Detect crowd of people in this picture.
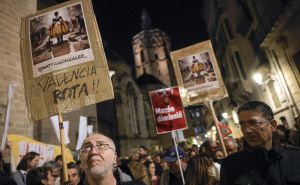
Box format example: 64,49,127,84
1,101,300,185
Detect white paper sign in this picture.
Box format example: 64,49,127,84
76,116,88,150
50,115,70,144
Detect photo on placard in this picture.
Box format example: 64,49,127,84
29,2,94,77
177,51,219,92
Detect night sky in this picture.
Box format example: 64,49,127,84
91,0,209,66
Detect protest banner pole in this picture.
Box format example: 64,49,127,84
207,100,227,157
58,113,69,184
1,84,16,151
171,130,185,185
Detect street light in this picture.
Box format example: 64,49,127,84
252,73,263,85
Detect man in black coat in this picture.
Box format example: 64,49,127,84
220,101,300,185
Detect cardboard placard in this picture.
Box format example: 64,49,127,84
171,40,227,106
149,87,187,134
20,0,113,122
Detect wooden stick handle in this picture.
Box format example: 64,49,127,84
208,100,228,157
58,113,69,184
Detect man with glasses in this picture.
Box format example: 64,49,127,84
220,101,300,185
79,133,144,185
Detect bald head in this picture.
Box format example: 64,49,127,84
224,138,238,155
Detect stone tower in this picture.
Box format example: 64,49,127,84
132,9,174,86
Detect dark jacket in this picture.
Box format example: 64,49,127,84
220,143,300,185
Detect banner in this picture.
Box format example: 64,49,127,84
149,87,187,134
20,0,114,122
7,134,74,171
170,40,227,106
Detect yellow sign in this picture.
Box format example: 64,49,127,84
171,40,228,106
8,134,74,170
20,0,114,122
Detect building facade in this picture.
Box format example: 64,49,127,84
201,0,300,128
0,0,37,137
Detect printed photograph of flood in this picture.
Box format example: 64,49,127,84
30,3,90,65
178,51,218,90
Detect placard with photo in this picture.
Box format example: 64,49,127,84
171,40,227,106
20,0,113,122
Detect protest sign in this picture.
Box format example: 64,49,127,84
20,0,113,122
149,87,187,134
170,40,227,106
7,134,74,171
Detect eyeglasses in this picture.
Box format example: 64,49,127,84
238,120,271,128
79,142,113,154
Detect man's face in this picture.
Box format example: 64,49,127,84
138,148,146,156
42,170,55,185
80,134,116,178
225,141,237,155
68,168,80,185
239,110,276,149
169,159,186,174
209,142,218,154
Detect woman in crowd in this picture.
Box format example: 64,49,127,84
26,166,55,185
12,151,40,185
144,161,160,185
184,154,219,185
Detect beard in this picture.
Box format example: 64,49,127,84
88,163,112,178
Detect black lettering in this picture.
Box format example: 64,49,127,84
79,67,86,78
91,66,96,76
79,83,88,97
53,90,62,104
70,84,80,98
38,77,49,92
47,77,57,89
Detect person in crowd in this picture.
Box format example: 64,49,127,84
294,116,300,147
276,124,287,134
220,101,300,185
153,154,163,177
200,140,219,162
0,150,16,185
160,159,169,172
187,149,197,160
138,146,148,160
214,150,224,161
185,154,219,185
144,161,160,185
54,155,63,167
0,143,12,177
160,146,187,185
12,151,40,185
79,133,145,185
26,166,55,185
43,161,61,185
61,162,82,185
272,129,286,147
224,137,238,156
130,153,140,162
285,128,297,146
128,161,150,185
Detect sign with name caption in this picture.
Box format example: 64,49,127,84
171,40,228,106
20,0,113,122
149,87,187,134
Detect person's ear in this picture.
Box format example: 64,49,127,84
113,152,118,167
270,119,277,131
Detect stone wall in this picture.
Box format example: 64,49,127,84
0,0,37,137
